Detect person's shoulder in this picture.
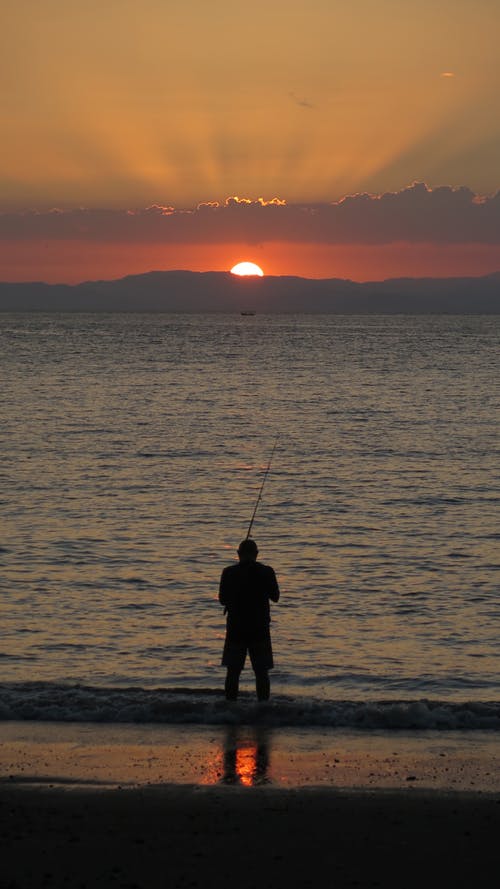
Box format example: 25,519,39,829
222,562,239,575
255,561,275,574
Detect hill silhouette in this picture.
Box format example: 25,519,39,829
0,270,499,313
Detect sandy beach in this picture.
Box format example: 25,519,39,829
1,722,499,888
2,782,499,889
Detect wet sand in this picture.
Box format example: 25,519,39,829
1,722,499,888
2,721,500,791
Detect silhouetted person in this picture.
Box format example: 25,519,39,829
219,539,280,701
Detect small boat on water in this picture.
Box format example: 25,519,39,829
240,310,256,316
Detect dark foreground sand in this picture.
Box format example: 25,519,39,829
2,724,499,888
2,784,499,889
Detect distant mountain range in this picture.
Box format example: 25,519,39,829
0,270,499,313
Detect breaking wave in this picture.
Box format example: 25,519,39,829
0,683,499,731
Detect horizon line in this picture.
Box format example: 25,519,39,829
2,267,500,288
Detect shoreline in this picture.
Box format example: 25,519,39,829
2,722,499,888
1,720,499,792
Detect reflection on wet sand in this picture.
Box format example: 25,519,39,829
221,725,271,786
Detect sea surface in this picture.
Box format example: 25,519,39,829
1,312,499,730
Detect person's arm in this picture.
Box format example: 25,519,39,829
218,567,229,607
268,567,280,603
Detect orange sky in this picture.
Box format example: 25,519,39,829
3,239,500,284
2,1,500,282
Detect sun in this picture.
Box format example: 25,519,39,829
230,261,264,277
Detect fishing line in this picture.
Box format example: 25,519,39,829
245,434,280,539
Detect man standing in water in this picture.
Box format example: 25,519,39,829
219,539,280,702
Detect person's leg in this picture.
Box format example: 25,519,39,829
255,670,270,701
222,636,246,701
225,667,241,701
249,632,273,701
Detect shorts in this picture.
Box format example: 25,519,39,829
222,628,274,672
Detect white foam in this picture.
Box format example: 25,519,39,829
0,682,499,731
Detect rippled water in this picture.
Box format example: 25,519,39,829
1,313,499,703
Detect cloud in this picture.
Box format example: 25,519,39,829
1,183,500,245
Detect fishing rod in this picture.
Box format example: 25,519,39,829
245,434,280,539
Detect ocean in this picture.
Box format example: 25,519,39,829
1,312,499,731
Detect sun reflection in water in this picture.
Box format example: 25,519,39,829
234,745,260,787
203,725,271,786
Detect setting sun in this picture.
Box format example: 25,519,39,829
230,262,264,277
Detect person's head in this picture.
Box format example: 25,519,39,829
237,538,258,563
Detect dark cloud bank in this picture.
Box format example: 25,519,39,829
1,270,499,313
2,183,500,244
